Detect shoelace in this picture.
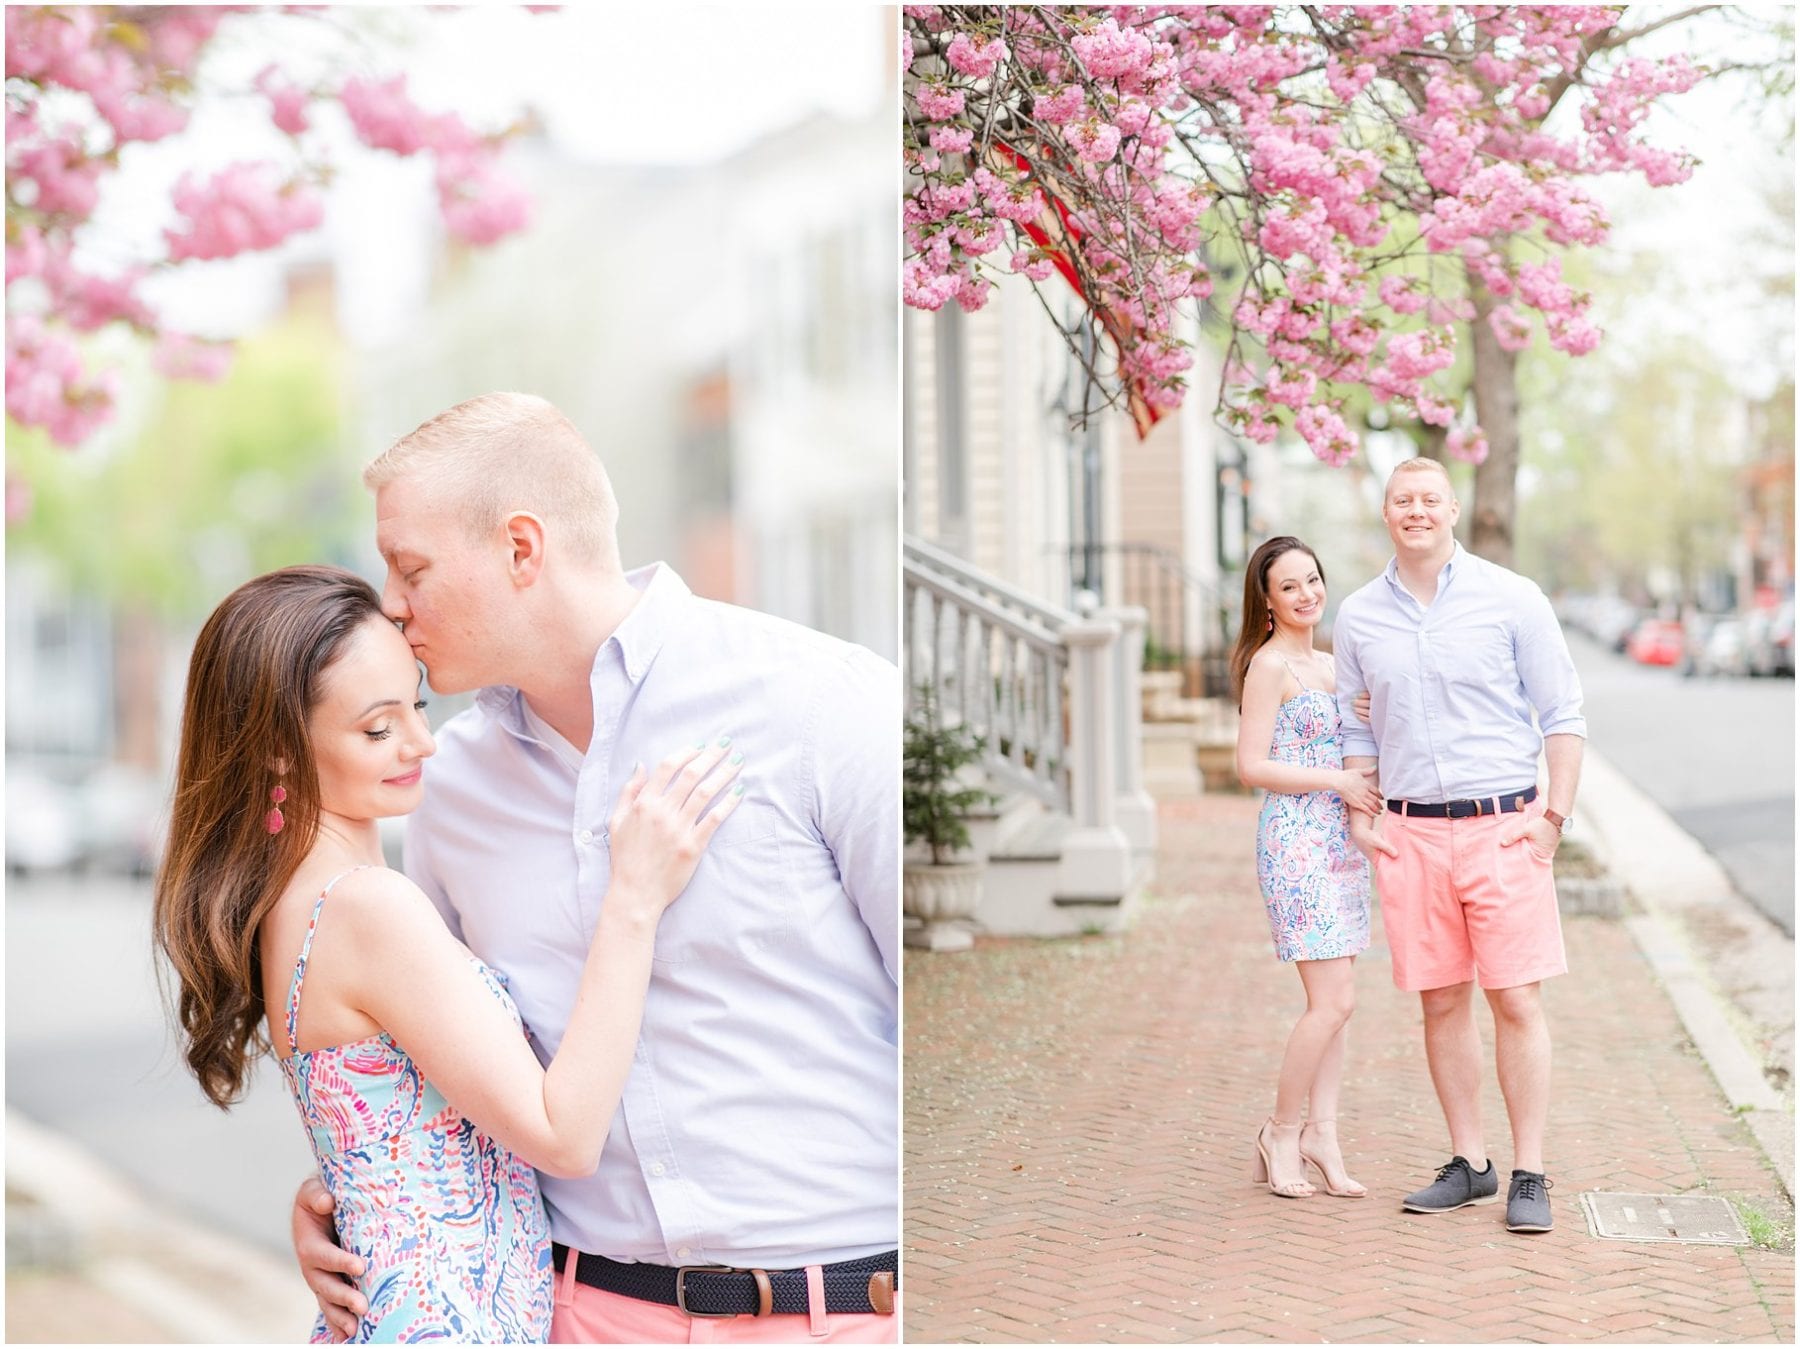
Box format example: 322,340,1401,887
1435,1159,1469,1183
1514,1175,1552,1202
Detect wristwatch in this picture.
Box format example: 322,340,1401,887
1543,809,1572,834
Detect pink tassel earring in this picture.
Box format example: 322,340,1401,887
266,784,287,835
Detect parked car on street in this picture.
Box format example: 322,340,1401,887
1747,600,1795,677
1625,617,1686,667
5,767,84,874
1593,597,1644,653
1686,616,1750,677
6,758,167,876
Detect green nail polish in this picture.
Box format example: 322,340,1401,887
695,740,708,751
716,734,732,748
730,751,744,766
732,781,746,796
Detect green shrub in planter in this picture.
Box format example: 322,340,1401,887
904,684,994,864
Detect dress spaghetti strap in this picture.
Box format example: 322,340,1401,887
1275,650,1314,695
283,865,373,1056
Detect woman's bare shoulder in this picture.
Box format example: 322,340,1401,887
324,865,437,929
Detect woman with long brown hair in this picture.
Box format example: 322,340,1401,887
1231,537,1381,1201
152,565,745,1342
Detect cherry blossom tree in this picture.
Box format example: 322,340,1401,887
903,5,1739,562
6,5,540,450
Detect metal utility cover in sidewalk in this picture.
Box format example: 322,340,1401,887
1580,1192,1749,1245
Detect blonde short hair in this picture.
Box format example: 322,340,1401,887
363,392,620,568
1385,456,1455,497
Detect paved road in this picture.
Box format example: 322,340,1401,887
6,874,316,1260
1568,633,1794,936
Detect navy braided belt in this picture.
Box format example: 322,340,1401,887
550,1243,899,1318
1386,784,1537,818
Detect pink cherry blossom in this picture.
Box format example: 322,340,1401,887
5,314,118,446
164,163,326,262
1066,118,1122,163
929,125,974,154
1033,85,1086,124
5,6,542,452
6,225,48,285
945,33,1008,78
1487,304,1534,353
1071,17,1154,81
435,148,532,246
12,132,104,219
1295,404,1359,467
341,74,476,157
901,6,1709,449
914,82,966,120
256,66,312,136
153,332,235,382
42,251,154,331
1378,276,1429,316
1447,425,1490,464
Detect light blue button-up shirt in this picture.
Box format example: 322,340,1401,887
1332,544,1586,803
405,563,898,1268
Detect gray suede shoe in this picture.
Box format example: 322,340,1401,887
1401,1156,1499,1212
1506,1170,1555,1233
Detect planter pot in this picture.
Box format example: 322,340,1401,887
903,860,983,952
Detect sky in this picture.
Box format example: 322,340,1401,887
68,7,1797,393
111,5,891,339
1580,6,1794,401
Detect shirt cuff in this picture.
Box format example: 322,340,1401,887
1540,716,1588,739
1340,732,1379,758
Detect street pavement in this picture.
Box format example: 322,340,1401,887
6,873,317,1257
904,792,1795,1344
6,871,322,1342
1567,633,1794,936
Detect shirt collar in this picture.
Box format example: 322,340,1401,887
472,562,692,723
1383,541,1464,594
603,561,689,685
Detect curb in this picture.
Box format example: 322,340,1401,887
6,1109,318,1343
1577,748,1795,1201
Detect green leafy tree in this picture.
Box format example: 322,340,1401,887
8,301,356,620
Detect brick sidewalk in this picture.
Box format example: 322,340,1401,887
905,795,1795,1344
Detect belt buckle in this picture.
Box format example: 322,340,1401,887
1446,799,1479,819
675,1265,743,1318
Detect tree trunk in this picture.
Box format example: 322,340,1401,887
1467,277,1521,567
1414,421,1449,464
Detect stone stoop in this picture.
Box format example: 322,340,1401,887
905,786,1142,942
1141,720,1204,799
983,807,1140,939
1142,692,1243,796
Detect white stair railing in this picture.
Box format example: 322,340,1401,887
904,537,1140,842
905,554,1070,812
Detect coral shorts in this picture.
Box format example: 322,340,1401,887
550,1265,900,1344
1372,798,1567,993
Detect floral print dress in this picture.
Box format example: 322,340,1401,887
279,867,553,1343
1255,662,1372,963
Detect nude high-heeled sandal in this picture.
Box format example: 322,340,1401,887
1299,1118,1367,1198
1252,1118,1315,1198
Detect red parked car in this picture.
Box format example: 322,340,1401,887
1625,618,1686,666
